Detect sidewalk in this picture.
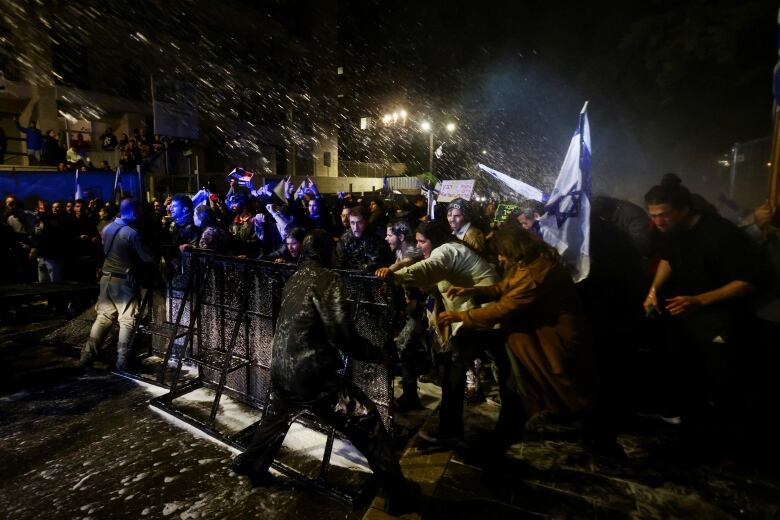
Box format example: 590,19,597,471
367,386,780,519
2,312,780,519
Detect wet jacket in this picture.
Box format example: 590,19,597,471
336,230,393,272
165,219,201,248
270,260,381,400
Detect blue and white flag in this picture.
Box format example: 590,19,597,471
191,188,211,208
74,169,85,200
538,102,591,282
382,175,392,196
477,163,545,201
113,167,124,201
226,167,254,188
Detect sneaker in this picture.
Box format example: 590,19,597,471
464,386,485,404
78,344,96,368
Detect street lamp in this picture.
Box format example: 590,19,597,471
383,108,408,126
420,121,456,174
420,121,434,173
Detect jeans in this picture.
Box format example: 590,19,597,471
439,329,524,445
89,274,139,346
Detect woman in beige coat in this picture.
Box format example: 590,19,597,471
440,226,600,450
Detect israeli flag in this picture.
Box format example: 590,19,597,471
191,188,211,208
74,169,85,200
113,167,124,201
382,175,391,195
538,102,591,282
477,163,545,201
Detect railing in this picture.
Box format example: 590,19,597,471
1,136,28,165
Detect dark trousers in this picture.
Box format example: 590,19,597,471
397,314,426,394
242,381,408,495
664,304,749,425
439,329,524,446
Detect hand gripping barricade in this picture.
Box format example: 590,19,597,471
128,250,396,503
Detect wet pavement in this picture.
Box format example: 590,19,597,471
2,308,780,519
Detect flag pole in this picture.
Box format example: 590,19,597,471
770,107,780,210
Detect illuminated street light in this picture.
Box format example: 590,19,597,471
399,109,407,119
481,149,487,155
420,120,457,173
382,113,392,124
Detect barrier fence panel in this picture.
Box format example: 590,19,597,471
153,251,396,433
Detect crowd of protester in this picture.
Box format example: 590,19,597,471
3,116,185,171
3,171,780,468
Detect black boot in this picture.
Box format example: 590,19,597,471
231,454,276,487
395,392,423,412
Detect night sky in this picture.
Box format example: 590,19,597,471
2,0,775,201
339,0,775,199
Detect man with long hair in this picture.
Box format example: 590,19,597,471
440,226,601,455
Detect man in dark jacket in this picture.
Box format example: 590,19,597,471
164,194,201,248
260,226,305,264
29,212,67,282
232,229,417,513
336,206,393,271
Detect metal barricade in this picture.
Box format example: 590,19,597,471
145,251,397,503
